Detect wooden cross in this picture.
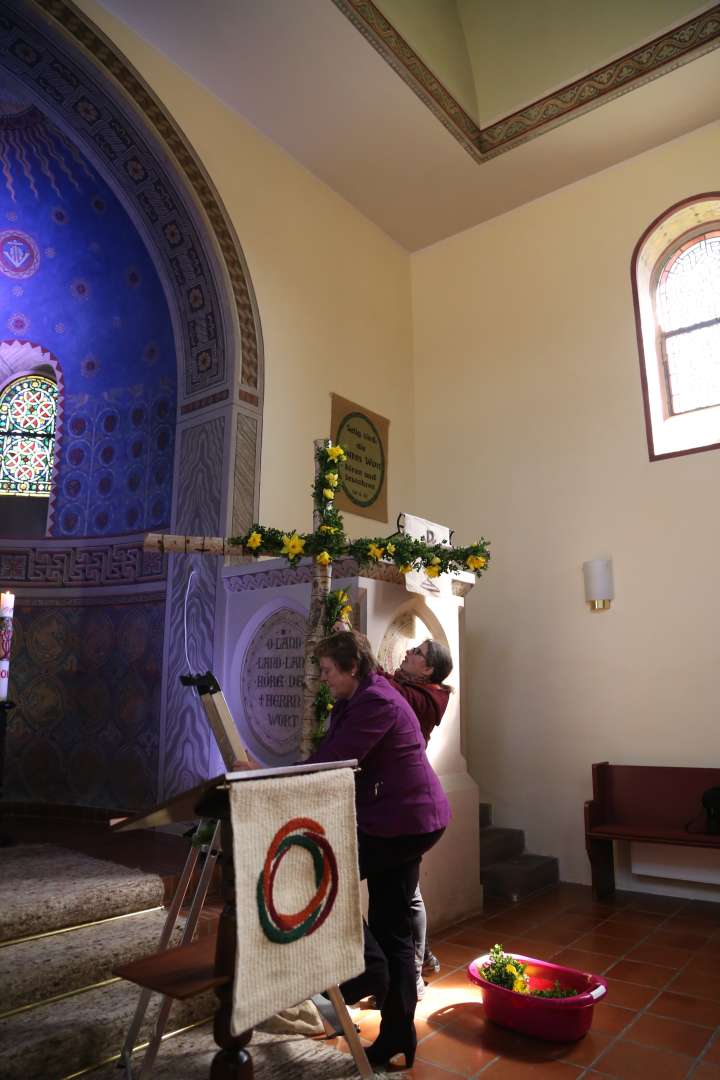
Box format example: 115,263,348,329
145,438,490,757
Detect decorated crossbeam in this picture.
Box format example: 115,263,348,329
148,439,491,756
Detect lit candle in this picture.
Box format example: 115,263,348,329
0,591,15,703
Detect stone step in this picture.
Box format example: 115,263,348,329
0,844,165,943
0,907,187,1013
0,977,216,1080
481,853,560,903
480,825,525,865
479,802,493,828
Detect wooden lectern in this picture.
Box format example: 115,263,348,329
113,764,371,1079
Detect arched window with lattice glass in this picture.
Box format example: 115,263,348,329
632,195,720,459
657,232,720,416
0,374,58,496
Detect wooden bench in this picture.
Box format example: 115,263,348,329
584,762,720,898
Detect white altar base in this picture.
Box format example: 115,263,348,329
216,556,482,927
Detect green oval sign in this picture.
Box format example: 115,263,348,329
335,411,385,508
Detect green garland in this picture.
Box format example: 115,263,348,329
311,681,334,748
232,442,491,578
323,588,353,636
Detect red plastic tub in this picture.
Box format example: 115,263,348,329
467,953,608,1041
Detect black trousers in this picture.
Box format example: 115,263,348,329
340,828,445,1040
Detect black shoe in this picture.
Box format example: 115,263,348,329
365,1028,417,1068
422,947,440,975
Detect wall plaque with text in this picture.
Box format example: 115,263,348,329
239,608,307,765
331,393,389,522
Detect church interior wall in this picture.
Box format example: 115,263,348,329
5,0,716,899
410,117,720,895
76,0,418,539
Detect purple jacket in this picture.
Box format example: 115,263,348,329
305,671,451,838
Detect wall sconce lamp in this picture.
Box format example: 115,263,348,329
583,558,614,611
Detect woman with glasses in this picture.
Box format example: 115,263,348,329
305,630,450,1068
377,638,453,995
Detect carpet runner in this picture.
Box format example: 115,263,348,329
0,841,403,1079
0,844,164,941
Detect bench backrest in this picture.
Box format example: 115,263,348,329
593,762,720,828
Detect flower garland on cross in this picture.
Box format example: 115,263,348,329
145,438,490,757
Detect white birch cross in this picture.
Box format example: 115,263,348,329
145,438,490,757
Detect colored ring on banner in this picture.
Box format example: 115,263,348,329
257,816,339,944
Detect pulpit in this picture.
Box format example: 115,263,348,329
113,761,370,1079
216,554,482,925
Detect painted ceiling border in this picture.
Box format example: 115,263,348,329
331,0,720,162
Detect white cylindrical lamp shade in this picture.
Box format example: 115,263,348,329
583,559,613,610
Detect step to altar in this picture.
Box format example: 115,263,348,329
0,843,165,943
479,804,559,902
0,977,216,1080
0,907,187,1014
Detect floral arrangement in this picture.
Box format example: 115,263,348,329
481,945,579,998
323,588,353,636
235,442,491,579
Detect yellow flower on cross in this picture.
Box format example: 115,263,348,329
281,532,305,560
246,531,262,551
386,542,396,555
326,446,346,461
338,591,349,603
325,472,339,487
319,525,337,534
340,604,353,621
368,543,384,561
316,550,332,566
399,564,412,574
425,565,440,578
323,488,335,501
467,554,487,572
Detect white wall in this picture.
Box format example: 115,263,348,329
77,0,416,538
411,120,720,893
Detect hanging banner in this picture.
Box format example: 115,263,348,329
331,393,389,522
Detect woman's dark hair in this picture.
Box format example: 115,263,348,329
423,639,453,685
316,630,377,680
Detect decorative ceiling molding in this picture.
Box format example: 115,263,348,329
331,0,720,162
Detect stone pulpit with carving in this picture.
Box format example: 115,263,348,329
216,555,481,925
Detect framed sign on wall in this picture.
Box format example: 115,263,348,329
331,393,389,522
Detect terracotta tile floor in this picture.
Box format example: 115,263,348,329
326,883,720,1078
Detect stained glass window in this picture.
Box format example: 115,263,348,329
656,232,720,415
0,374,58,496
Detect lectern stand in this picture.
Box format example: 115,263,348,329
113,767,371,1079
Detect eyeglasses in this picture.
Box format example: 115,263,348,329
408,645,429,659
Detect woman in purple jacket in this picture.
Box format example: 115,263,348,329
306,631,450,1068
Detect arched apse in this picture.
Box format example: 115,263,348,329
0,0,264,805
0,88,176,538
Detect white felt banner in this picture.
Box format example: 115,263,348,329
229,767,364,1035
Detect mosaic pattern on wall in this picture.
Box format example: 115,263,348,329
161,416,226,800
4,595,165,809
0,0,238,398
0,86,177,537
59,386,175,537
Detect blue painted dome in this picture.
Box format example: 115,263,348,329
0,82,176,537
